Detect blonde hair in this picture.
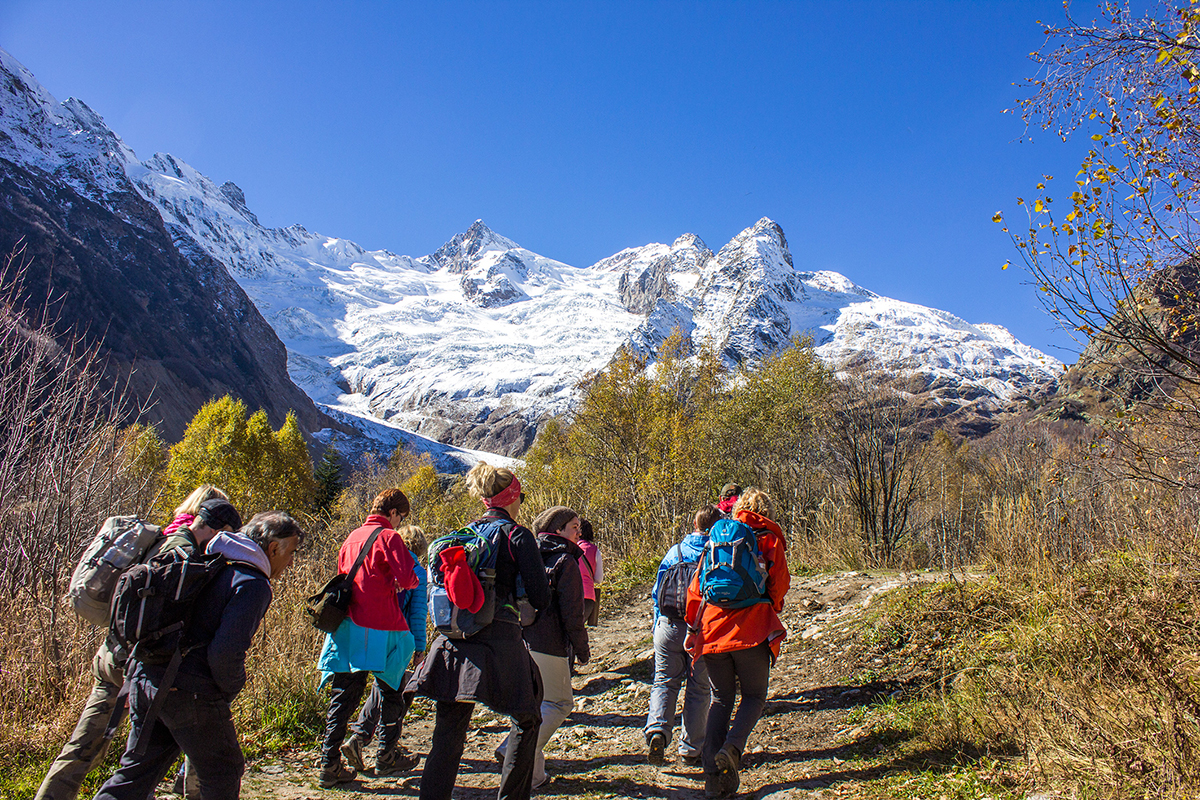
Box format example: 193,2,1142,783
732,487,773,520
174,485,228,518
465,462,516,500
398,524,428,563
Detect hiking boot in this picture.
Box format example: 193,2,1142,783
375,745,420,776
340,734,366,773
647,732,666,765
681,753,703,768
704,771,723,799
713,746,740,796
318,760,357,788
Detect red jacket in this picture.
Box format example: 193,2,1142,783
686,509,789,659
340,515,418,631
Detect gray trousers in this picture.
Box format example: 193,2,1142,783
36,643,126,800
702,641,772,772
645,616,710,757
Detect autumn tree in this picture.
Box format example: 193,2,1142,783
824,371,926,566
160,396,316,518
1006,1,1200,491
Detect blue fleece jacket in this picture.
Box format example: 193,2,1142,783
401,565,428,651
650,531,708,616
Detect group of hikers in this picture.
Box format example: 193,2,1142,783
39,464,789,800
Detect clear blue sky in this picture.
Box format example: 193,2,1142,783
1,0,1087,358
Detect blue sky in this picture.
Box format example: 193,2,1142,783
1,0,1086,357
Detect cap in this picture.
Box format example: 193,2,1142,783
197,498,243,532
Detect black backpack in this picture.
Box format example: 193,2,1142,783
657,543,698,621
109,548,229,754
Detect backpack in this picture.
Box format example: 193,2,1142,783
108,547,229,755
427,518,514,638
657,543,698,621
67,516,163,626
109,548,229,666
696,518,769,609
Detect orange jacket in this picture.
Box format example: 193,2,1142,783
685,509,790,659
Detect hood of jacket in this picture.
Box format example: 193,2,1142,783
537,532,583,560
207,530,272,577
734,509,784,539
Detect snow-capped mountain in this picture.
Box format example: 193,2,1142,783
0,47,1062,459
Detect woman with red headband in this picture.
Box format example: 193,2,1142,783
408,463,551,800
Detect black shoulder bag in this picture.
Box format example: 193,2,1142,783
305,527,384,634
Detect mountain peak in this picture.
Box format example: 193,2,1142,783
427,220,522,274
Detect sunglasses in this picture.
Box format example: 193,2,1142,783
519,492,526,503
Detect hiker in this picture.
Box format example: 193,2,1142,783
686,488,790,800
94,510,304,800
577,518,603,626
715,483,741,517
35,490,235,800
495,506,590,790
644,504,719,768
408,463,551,800
317,488,420,787
340,523,430,773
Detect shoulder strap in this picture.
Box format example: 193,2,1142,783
346,527,385,581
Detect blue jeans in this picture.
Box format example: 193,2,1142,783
644,616,710,758
94,673,244,800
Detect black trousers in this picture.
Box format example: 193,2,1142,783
418,700,540,800
321,671,405,768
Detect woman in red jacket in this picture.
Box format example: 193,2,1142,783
685,488,789,799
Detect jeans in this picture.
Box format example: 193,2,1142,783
36,643,127,800
322,671,405,767
420,701,540,800
93,673,244,800
645,616,710,758
702,641,772,772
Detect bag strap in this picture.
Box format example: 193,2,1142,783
345,527,385,582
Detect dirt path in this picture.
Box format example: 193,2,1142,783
238,571,960,800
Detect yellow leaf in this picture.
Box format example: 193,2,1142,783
1091,134,1103,141
992,212,1003,223
1002,262,1009,270
1158,49,1171,64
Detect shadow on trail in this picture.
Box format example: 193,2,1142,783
763,679,914,715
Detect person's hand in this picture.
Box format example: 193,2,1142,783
413,650,427,666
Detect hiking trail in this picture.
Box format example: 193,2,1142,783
238,571,977,800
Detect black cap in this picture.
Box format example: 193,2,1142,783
197,499,243,532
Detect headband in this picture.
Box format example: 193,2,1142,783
484,475,522,508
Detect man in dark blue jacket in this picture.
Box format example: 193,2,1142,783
94,511,304,800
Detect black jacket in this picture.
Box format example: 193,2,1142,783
523,534,589,663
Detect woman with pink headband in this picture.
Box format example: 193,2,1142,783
408,463,552,800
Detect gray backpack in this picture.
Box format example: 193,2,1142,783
67,516,163,626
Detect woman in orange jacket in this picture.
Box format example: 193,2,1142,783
685,488,789,799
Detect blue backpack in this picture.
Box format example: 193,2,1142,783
697,518,769,608
427,518,513,638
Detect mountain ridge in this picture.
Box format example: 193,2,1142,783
0,46,1063,459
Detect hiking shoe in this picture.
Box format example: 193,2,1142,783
704,772,723,799
713,746,740,796
340,734,366,773
681,753,703,768
375,745,420,776
647,732,666,765
318,761,357,788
